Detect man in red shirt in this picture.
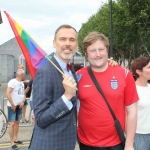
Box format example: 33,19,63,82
76,32,138,150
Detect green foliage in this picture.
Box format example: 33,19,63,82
78,0,150,68
78,3,110,56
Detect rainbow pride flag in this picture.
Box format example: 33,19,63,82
4,11,48,79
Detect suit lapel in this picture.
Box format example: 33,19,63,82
49,55,78,97
50,56,64,78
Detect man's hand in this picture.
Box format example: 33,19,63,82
11,104,16,111
62,75,77,100
124,145,134,150
19,101,24,108
108,58,118,66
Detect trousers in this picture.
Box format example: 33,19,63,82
79,142,124,150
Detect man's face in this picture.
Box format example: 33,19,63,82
139,62,150,80
21,73,25,81
18,64,24,70
53,28,78,63
86,39,108,71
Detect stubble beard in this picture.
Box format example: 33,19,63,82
60,52,74,61
61,46,75,60
90,58,108,72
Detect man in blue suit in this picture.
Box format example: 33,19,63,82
29,24,78,150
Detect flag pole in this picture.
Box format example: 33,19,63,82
45,55,78,90
45,55,64,75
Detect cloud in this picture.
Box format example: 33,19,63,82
0,0,107,54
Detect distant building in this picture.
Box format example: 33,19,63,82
0,38,28,83
0,37,85,83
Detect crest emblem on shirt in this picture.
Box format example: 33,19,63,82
110,80,118,90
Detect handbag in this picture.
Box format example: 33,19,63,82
87,66,126,146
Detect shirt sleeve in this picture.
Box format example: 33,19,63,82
61,94,73,110
28,80,33,88
8,80,15,88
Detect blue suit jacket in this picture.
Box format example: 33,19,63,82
29,56,78,150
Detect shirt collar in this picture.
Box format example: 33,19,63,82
54,55,68,70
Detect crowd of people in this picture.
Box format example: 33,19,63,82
6,24,150,150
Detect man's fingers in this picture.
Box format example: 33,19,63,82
63,75,75,83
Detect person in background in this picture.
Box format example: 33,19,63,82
17,64,30,123
21,81,30,123
6,69,25,149
76,31,139,150
131,56,150,150
24,79,35,124
13,72,16,78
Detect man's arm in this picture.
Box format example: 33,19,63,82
33,67,76,129
6,87,16,111
19,94,25,108
24,86,30,95
23,80,29,84
108,59,118,66
24,80,32,104
125,102,137,150
24,79,33,95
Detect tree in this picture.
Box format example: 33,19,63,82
78,0,150,68
78,3,110,56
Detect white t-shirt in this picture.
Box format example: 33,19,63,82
136,84,150,134
7,79,24,107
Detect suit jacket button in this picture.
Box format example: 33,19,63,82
74,123,76,125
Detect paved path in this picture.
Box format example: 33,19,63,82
0,141,30,150
0,83,79,150
0,142,79,150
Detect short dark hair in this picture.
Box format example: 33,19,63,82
54,24,77,39
131,56,150,79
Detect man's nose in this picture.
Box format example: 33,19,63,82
65,39,70,45
95,50,101,56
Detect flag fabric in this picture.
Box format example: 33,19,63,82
4,11,48,79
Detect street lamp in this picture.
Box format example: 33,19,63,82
110,0,113,59
0,11,3,24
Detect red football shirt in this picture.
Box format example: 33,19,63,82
77,65,139,146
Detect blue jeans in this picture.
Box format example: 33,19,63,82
134,133,150,150
30,101,33,111
7,106,22,122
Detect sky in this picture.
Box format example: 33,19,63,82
0,0,107,54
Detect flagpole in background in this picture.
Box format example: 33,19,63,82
0,11,3,24
110,0,113,59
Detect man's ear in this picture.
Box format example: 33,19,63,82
53,40,56,48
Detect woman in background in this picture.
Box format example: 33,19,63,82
131,56,150,150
